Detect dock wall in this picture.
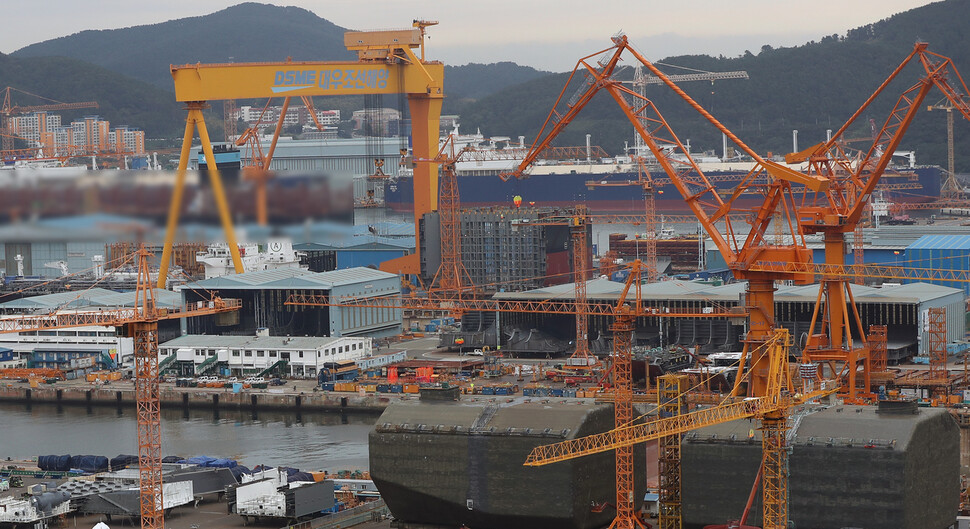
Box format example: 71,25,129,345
0,385,396,413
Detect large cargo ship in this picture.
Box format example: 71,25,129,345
385,160,943,213
383,127,944,213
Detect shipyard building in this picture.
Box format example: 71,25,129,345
184,267,403,339
448,278,964,360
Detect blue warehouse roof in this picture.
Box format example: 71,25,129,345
907,234,970,250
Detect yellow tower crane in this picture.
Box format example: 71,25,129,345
524,328,836,529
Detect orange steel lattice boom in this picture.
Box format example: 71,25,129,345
788,42,970,401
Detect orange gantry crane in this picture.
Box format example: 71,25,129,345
159,22,444,286
495,33,833,529
785,42,970,400
0,248,240,529
502,33,827,397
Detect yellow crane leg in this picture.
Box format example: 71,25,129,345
386,92,441,277
157,115,196,288
158,102,244,288
196,109,244,274
658,374,688,529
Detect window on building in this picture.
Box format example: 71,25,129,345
244,351,252,357
257,351,265,357
232,351,240,357
209,350,216,357
298,351,304,358
269,351,277,358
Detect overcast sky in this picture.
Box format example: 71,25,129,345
3,0,939,71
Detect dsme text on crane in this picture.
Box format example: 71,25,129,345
272,68,389,93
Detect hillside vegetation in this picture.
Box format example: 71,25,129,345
0,53,184,138
457,0,970,172
13,3,352,91
7,0,970,174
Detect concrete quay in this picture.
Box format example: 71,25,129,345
0,381,402,413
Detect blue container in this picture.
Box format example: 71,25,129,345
550,388,564,397
481,387,495,395
320,382,335,391
523,388,535,397
389,384,403,393
495,387,509,396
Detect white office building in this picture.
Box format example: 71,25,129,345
159,334,373,378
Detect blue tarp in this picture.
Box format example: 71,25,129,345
69,455,108,473
110,455,139,470
38,455,71,472
179,456,238,468
229,465,250,481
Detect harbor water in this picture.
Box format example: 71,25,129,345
1,402,375,471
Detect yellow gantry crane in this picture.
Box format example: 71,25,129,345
158,21,445,288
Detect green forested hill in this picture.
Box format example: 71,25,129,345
10,3,547,108
7,0,970,170
443,62,549,103
457,0,970,171
12,3,353,91
0,53,184,138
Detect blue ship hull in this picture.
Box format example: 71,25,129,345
384,166,943,213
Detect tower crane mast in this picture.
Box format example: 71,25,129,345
0,248,240,529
